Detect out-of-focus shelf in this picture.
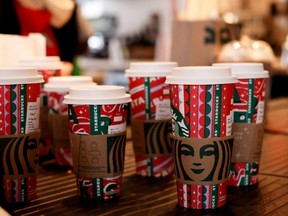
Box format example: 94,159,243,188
77,56,130,72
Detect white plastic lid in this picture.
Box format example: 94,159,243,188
63,85,131,105
165,66,237,85
0,68,44,84
18,56,62,70
43,76,96,92
212,63,269,78
125,61,178,77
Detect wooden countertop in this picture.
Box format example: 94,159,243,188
3,98,288,216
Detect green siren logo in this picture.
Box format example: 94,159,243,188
143,120,172,155
171,106,189,137
171,135,234,183
107,133,126,175
0,133,39,177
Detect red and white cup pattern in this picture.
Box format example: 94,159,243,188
68,103,128,200
0,81,41,203
169,83,234,209
129,76,174,178
166,66,237,209
213,63,269,187
64,85,130,201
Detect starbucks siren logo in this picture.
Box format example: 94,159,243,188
171,106,189,137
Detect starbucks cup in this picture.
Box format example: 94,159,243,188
63,85,130,201
0,68,44,204
213,63,269,186
43,76,96,167
18,56,62,158
125,62,177,178
166,66,236,209
18,56,62,82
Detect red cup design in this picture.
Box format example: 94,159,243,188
63,85,131,200
129,76,174,178
67,101,129,200
229,77,267,186
18,57,62,157
47,91,71,166
213,63,269,187
0,80,42,203
170,84,234,209
166,66,237,209
44,76,95,166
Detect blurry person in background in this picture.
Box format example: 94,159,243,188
0,0,92,75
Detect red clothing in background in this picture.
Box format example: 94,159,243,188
14,0,59,56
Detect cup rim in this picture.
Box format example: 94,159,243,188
165,66,237,85
0,67,44,84
43,76,95,92
212,62,269,78
125,61,177,77
63,85,131,105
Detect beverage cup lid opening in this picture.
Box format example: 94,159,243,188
125,61,178,77
165,66,237,85
44,76,96,92
0,67,44,84
212,62,269,78
63,85,131,105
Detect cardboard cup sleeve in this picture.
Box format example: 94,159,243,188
232,122,265,163
170,134,234,185
0,130,40,178
49,114,70,148
69,131,126,178
131,118,172,157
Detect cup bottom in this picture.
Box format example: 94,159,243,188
0,175,37,204
76,176,122,201
177,181,227,209
228,162,259,186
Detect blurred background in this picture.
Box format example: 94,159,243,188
73,0,288,97
2,0,288,97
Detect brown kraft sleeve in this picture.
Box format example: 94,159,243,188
131,118,172,157
232,122,265,163
170,134,234,185
69,131,126,178
0,130,40,179
50,114,70,148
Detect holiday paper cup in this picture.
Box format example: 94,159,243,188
18,56,62,82
125,62,177,178
63,85,130,201
213,63,269,186
0,68,43,204
166,66,236,209
44,76,96,166
18,56,62,158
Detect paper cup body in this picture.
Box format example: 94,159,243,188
44,76,95,167
0,68,43,203
64,85,130,201
213,63,268,186
126,62,177,178
167,66,236,209
18,56,62,157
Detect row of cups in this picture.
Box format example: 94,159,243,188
0,61,269,210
